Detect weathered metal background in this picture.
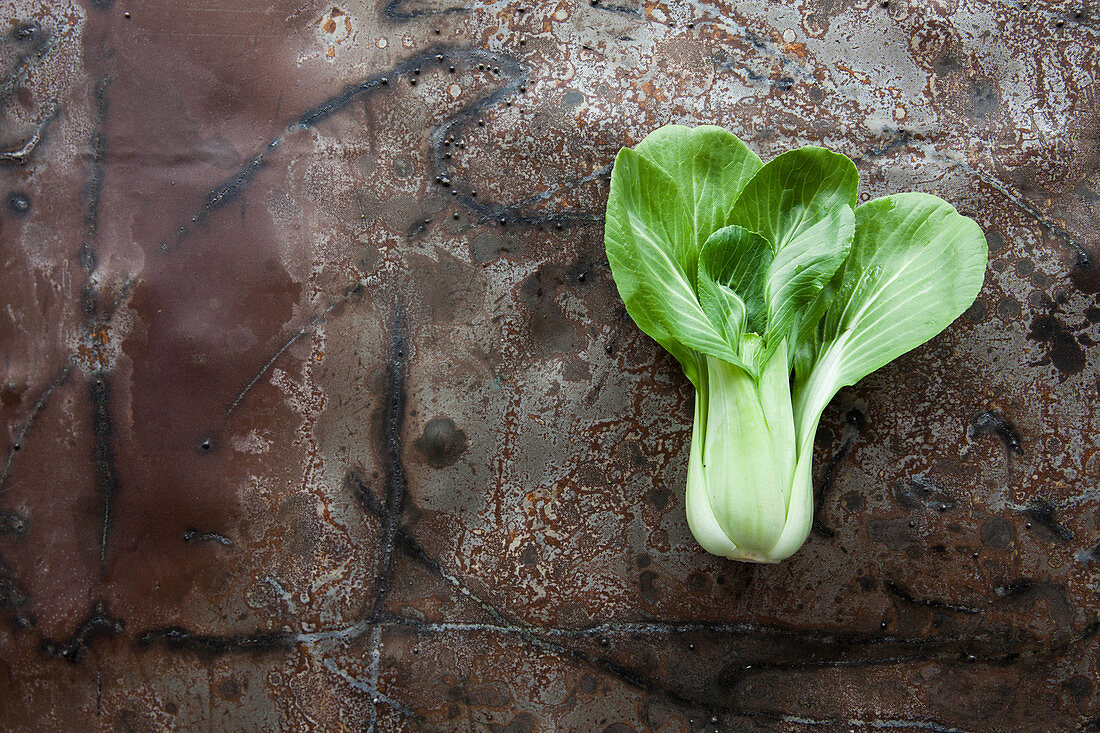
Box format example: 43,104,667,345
0,0,1097,730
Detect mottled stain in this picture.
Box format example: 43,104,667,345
0,0,1098,730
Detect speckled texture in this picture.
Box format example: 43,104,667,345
0,0,1098,730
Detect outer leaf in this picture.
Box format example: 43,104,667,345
635,124,764,259
729,147,859,360
825,192,988,384
793,192,988,456
696,225,771,360
604,148,751,382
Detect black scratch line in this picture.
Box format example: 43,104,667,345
382,0,469,21
590,0,643,16
183,528,233,546
0,23,55,105
225,314,324,416
204,153,266,210
0,557,32,628
84,75,111,243
884,579,983,615
345,468,511,626
812,408,864,538
387,614,725,718
368,308,409,622
970,168,1091,268
0,365,71,494
296,45,594,229
41,601,123,663
893,476,957,512
137,626,294,655
157,150,274,254
159,46,597,259
1020,499,1074,542
89,374,119,568
0,101,58,166
225,281,364,417
969,410,1024,456
864,129,913,158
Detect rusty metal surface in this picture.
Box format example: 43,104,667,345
0,0,1098,730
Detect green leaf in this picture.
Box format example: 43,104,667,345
730,147,858,250
604,148,751,382
826,192,988,385
793,192,988,450
728,147,859,360
635,125,763,258
697,224,771,344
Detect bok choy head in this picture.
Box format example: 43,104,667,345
603,124,988,563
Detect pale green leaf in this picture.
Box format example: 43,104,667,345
635,124,763,261
793,192,988,454
729,147,858,360
604,148,751,382
697,224,771,345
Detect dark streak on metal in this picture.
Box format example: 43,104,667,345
864,129,913,158
0,102,58,166
1020,499,1074,542
590,0,643,16
157,153,271,254
301,46,597,229
971,168,1091,268
89,375,119,569
0,366,71,494
158,46,595,264
812,409,863,538
368,307,409,623
0,25,55,105
225,314,324,416
137,626,294,655
382,0,470,21
182,529,233,546
41,601,123,664
894,476,957,512
344,468,513,627
205,154,267,211
995,578,1035,598
884,579,983,615
84,75,112,243
0,365,71,633
969,410,1024,455
225,281,364,417
0,558,32,628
